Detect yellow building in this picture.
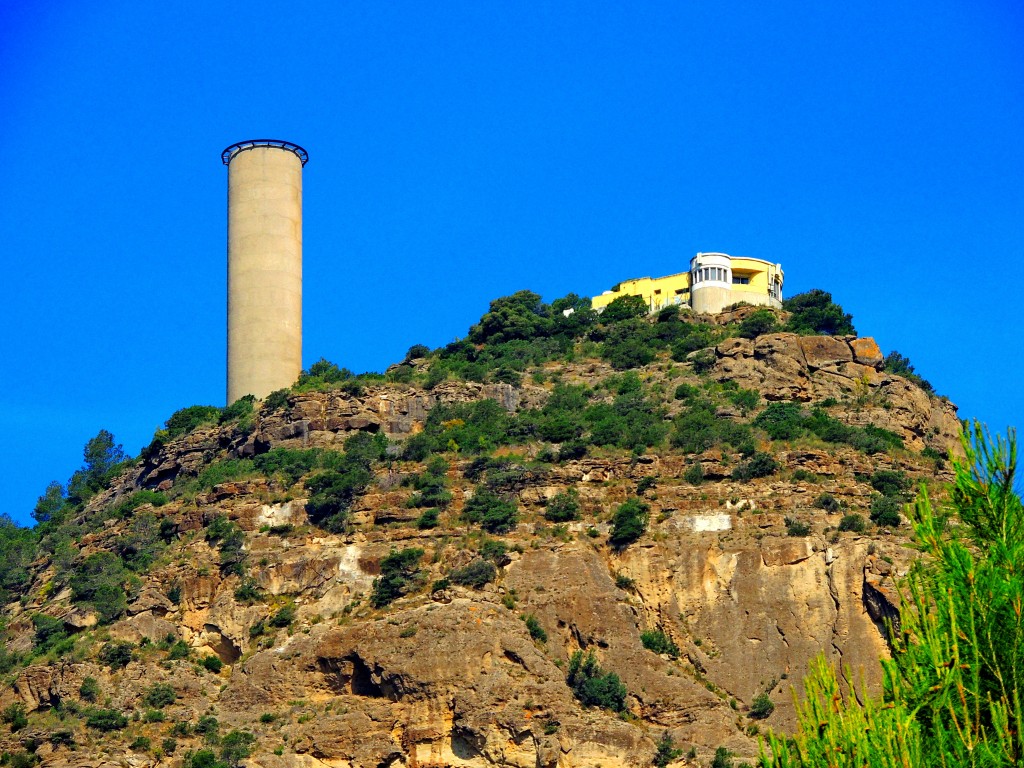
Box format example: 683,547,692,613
591,252,783,315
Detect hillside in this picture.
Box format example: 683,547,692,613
0,292,961,768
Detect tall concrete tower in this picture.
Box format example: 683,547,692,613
222,139,308,404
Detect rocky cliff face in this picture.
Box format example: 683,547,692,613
0,323,956,768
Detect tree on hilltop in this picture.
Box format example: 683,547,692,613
782,289,855,336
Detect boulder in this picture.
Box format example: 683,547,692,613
850,337,884,367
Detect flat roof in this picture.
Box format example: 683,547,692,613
222,139,309,166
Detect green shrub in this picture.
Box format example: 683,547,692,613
370,548,424,608
783,289,855,336
415,508,440,529
449,559,497,589
404,399,513,458
791,468,818,483
609,498,649,548
195,714,220,738
753,401,805,440
727,387,761,414
711,746,733,768
304,463,370,533
49,730,74,747
4,751,39,768
584,388,668,452
406,456,452,508
838,513,866,533
669,323,723,360
182,749,224,768
194,458,255,490
732,452,779,481
220,730,256,766
1,702,27,731
31,613,67,653
130,736,151,751
268,603,296,628
79,676,100,702
144,683,176,708
523,614,547,643
107,489,168,520
171,720,193,737
601,319,657,369
221,394,256,428
167,405,222,438
600,294,649,322
813,493,841,512
544,489,581,522
870,469,911,498
68,551,129,623
673,383,699,401
684,463,704,485
469,290,554,344
251,447,321,486
0,515,40,604
202,655,224,673
234,578,263,603
295,358,352,390
462,489,518,534
479,539,510,564
85,708,128,731
653,732,682,768
167,640,190,660
749,692,775,719
737,309,778,339
869,495,902,527
113,511,165,572
672,400,719,453
566,650,627,711
785,517,811,537
689,348,717,374
263,389,290,411
98,640,134,668
883,351,934,394
640,629,680,659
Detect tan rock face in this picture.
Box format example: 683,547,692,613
710,333,959,451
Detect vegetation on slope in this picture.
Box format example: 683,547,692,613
0,284,956,765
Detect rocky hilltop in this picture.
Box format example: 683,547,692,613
0,298,959,768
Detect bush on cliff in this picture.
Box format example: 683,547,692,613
462,488,518,534
370,548,425,608
304,433,384,531
738,309,779,339
883,350,935,395
782,289,856,336
753,402,902,454
68,552,129,624
448,559,497,588
566,650,628,712
609,498,649,548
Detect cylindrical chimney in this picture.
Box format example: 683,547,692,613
222,140,307,404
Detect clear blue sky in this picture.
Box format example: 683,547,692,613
1,1,1021,526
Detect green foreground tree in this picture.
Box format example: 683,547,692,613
762,423,1023,767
